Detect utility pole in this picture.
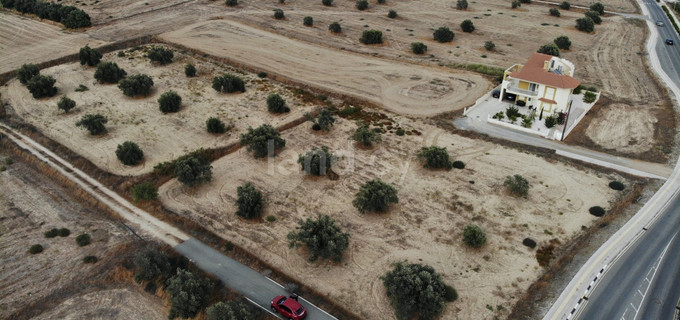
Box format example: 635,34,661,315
561,100,573,141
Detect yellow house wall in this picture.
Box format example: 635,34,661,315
518,81,530,90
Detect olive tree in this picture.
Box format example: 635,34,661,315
240,124,286,158
212,74,246,93
329,22,342,33
288,214,350,262
206,301,255,320
353,179,398,213
351,122,381,147
549,7,560,17
590,2,604,15
457,0,468,10
356,0,368,10
94,62,127,84
266,93,290,113
158,90,182,113
576,17,595,32
26,75,57,98
79,45,102,67
463,224,487,248
130,182,158,202
174,157,212,187
167,269,213,319
57,95,76,113
133,248,171,282
554,35,571,50
185,63,196,77
17,63,40,85
118,74,154,97
360,30,383,44
433,27,455,42
235,182,264,219
307,108,336,131
504,174,531,197
460,19,475,32
537,43,560,57
411,42,427,54
298,146,336,176
585,10,602,24
381,262,451,320
206,117,227,134
416,146,453,169
148,46,174,65
559,1,570,9
76,114,108,135
116,141,144,165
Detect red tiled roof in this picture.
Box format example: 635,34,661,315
539,97,557,104
508,53,581,89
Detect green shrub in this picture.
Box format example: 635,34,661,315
58,228,70,237
396,128,405,136
433,27,454,42
83,255,98,263
94,62,127,84
576,17,595,32
329,22,342,33
444,285,458,301
307,108,336,131
57,96,76,113
573,84,584,94
288,214,350,262
512,1,521,8
167,269,213,319
583,91,597,103
609,181,625,190
206,117,227,134
75,84,89,92
273,9,284,19
587,86,598,92
116,141,144,165
387,9,397,18
381,262,449,320
519,0,530,3
118,74,154,97
461,19,475,32
78,45,102,67
549,8,560,17
559,1,570,9
544,115,557,128
589,206,605,217
44,228,59,238
411,42,427,54
504,174,531,197
463,224,487,248
61,9,91,29
185,63,196,77
303,16,313,26
76,114,108,135
266,215,277,222
133,249,172,282
590,2,604,15
360,30,383,44
457,0,468,10
351,122,381,147
257,72,267,78
26,75,57,99
417,146,453,169
523,238,537,248
452,160,465,169
484,41,496,51
554,35,571,50
206,301,255,320
225,0,238,6
76,233,91,246
131,182,158,201
322,0,333,6
29,244,44,254
356,0,368,10
158,90,182,113
537,43,560,57
521,116,533,128
298,146,336,176
235,182,264,219
17,63,40,84
267,93,290,113
212,74,246,93
174,157,212,187
240,124,286,158
353,179,398,213
585,10,602,24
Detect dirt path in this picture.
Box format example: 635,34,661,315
160,20,492,116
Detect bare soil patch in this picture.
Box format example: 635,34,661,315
158,116,625,320
1,45,319,176
585,104,657,153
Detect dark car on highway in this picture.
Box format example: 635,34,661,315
271,295,307,320
666,39,674,45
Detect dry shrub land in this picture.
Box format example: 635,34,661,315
2,45,317,176
159,116,626,319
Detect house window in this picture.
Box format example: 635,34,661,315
529,83,537,91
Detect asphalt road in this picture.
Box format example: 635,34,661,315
176,239,337,320
569,2,680,319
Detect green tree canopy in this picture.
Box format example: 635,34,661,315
266,93,290,113
79,45,102,66
585,10,602,24
460,19,475,32
589,2,604,15
26,75,57,98
433,27,455,42
133,248,172,282
360,30,383,44
537,43,560,57
116,141,144,165
235,182,264,219
174,156,212,187
351,122,381,147
57,95,76,113
239,124,286,158
167,269,213,319
212,74,246,93
553,35,571,50
130,182,158,202
94,62,127,84
417,146,453,169
298,146,336,176
463,224,487,248
118,74,154,97
147,46,174,65
504,174,531,197
288,214,350,262
353,179,398,213
17,63,40,85
575,17,595,32
158,90,182,113
206,301,255,320
381,262,450,320
411,42,427,54
76,114,108,135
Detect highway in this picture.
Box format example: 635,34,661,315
546,1,680,319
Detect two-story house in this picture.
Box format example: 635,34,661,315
499,52,580,116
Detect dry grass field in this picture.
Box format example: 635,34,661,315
158,116,626,319
2,45,318,176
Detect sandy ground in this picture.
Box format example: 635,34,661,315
31,288,166,320
585,104,657,153
0,13,106,74
0,152,137,318
161,20,491,116
1,45,318,176
159,116,624,320
565,0,638,13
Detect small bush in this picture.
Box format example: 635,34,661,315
76,233,91,246
388,9,397,18
27,75,57,99
287,214,350,262
360,29,383,44
411,42,427,54
44,228,59,238
17,64,40,85
29,244,44,254
94,62,127,84
457,0,468,10
463,224,487,248
329,22,342,33
206,117,227,134
417,146,453,169
298,146,336,176
158,90,182,113
461,19,475,32
356,0,368,10
559,1,570,9
433,27,455,42
235,182,264,219
307,108,336,131
175,157,213,187
504,174,531,197
212,74,246,93
590,2,604,15
519,0,530,3
267,93,290,113
395,128,405,136
131,182,158,201
554,35,571,50
377,0,385,3
353,179,398,213
351,122,381,147
381,262,449,320
78,45,102,67
512,1,521,8
57,96,76,113
544,115,557,128
225,0,238,6
273,9,284,19
523,238,537,249
58,228,71,237
257,72,267,78
118,74,154,97
147,46,174,65
583,91,597,103
573,84,584,94
240,124,286,158
537,43,560,57
83,255,98,263
76,114,108,135
452,160,465,169
322,0,333,6
585,10,602,24
444,285,458,301
266,215,277,222
484,41,495,51
521,115,533,128
609,181,625,190
303,16,313,26
549,8,560,17
116,141,144,165
75,84,89,92
185,63,196,77
576,17,595,32
589,206,605,217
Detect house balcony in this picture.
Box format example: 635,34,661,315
505,79,538,97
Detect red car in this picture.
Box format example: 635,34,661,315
271,295,307,320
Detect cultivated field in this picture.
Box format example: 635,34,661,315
159,116,626,319
2,45,317,176
0,149,163,318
